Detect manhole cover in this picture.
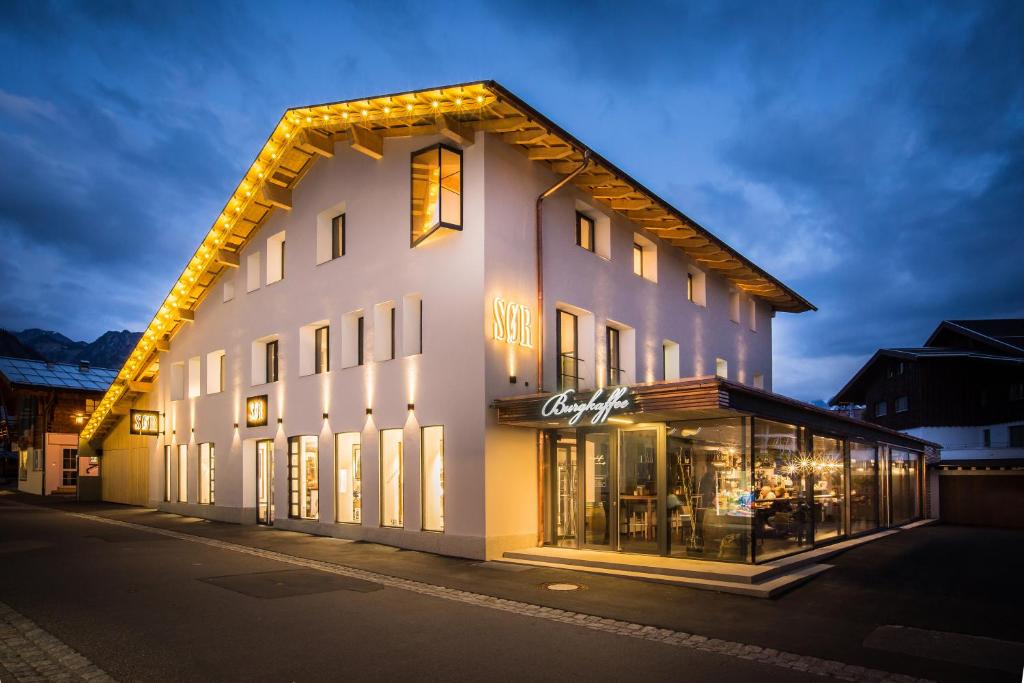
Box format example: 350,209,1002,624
543,582,583,591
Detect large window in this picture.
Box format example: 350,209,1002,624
557,309,580,391
335,432,362,524
666,418,752,562
199,443,215,505
411,144,462,246
890,448,919,524
606,327,622,385
812,435,845,542
576,212,595,252
753,420,810,561
380,429,404,527
421,426,444,532
288,436,319,520
314,325,329,374
177,444,188,503
849,441,878,533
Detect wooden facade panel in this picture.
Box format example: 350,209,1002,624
99,414,150,506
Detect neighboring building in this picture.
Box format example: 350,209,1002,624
0,357,116,495
831,319,1024,528
81,81,933,568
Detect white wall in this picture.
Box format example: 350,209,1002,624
908,422,1024,461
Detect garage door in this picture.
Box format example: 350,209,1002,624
939,473,1024,528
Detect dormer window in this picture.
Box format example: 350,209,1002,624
411,144,462,246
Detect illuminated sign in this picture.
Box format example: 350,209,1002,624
129,409,160,436
246,395,269,427
492,297,532,348
541,387,632,426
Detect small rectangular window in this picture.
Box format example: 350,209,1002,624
686,273,694,302
715,357,728,379
687,266,706,306
1009,425,1024,448
729,292,740,323
576,212,595,252
267,231,286,284
187,356,201,399
983,429,991,447
266,340,279,383
206,350,226,394
1010,383,1024,401
314,326,330,374
411,144,462,246
632,233,657,282
170,362,185,401
164,446,172,502
422,426,444,532
246,252,261,292
402,294,422,356
332,214,346,259
753,373,765,390
374,302,396,362
748,299,757,332
357,316,365,366
342,312,365,368
875,401,888,417
632,242,644,277
895,395,909,412
662,341,680,381
606,327,622,385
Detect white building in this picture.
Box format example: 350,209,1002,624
83,82,931,565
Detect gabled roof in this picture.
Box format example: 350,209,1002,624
925,319,1024,356
0,356,117,392
81,80,813,444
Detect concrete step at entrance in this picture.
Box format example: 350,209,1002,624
498,555,834,598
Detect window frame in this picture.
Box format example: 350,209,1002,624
331,213,346,259
199,442,215,505
575,212,595,252
265,340,279,383
288,435,319,520
357,316,365,366
632,242,644,278
314,325,330,374
875,401,888,417
556,309,580,391
410,143,463,247
380,428,404,528
606,326,623,386
421,425,445,533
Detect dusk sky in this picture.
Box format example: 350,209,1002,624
1,1,1021,402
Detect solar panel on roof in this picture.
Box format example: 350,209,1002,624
0,356,117,391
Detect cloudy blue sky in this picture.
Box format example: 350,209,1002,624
0,0,1021,402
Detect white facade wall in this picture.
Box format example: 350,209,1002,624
907,422,1024,461
109,130,775,560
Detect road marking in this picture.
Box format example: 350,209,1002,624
0,600,115,682
55,508,929,682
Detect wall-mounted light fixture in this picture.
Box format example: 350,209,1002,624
407,403,415,411
233,423,239,429
277,418,283,424
509,375,517,384
365,408,373,415
322,412,329,420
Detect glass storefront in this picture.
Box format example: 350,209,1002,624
199,443,215,505
849,441,879,533
541,416,923,564
380,429,403,528
288,435,318,520
812,435,844,542
335,432,361,524
256,439,274,525
753,420,810,561
421,426,444,532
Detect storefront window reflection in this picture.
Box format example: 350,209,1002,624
812,435,844,542
288,435,318,520
666,418,751,562
619,429,658,554
380,429,403,528
335,432,361,524
421,426,444,532
850,442,878,533
753,420,811,561
890,449,919,524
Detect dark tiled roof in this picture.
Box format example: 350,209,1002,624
0,356,117,392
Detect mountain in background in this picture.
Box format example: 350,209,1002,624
0,330,46,361
9,329,140,369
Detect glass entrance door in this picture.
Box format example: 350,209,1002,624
547,431,578,547
618,429,659,554
256,439,274,526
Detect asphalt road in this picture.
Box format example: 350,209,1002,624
1,494,1022,682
